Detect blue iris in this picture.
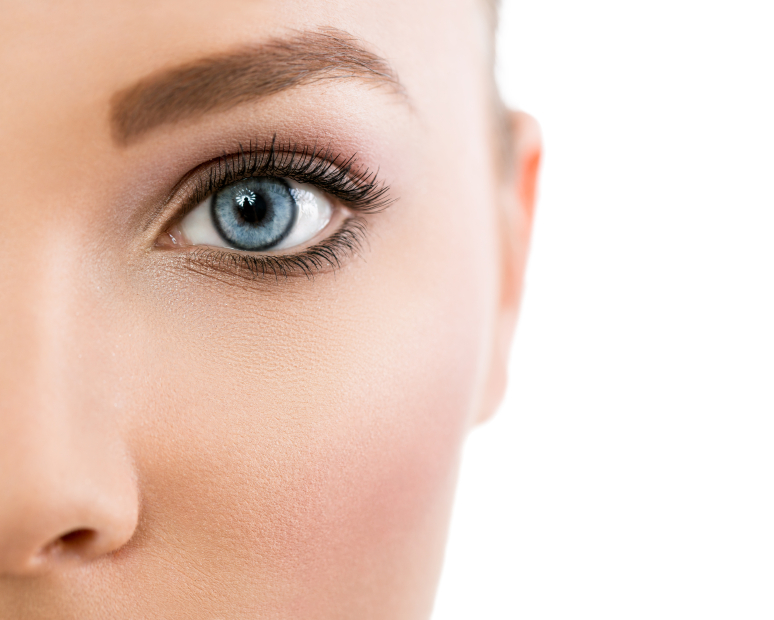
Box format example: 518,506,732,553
211,177,297,251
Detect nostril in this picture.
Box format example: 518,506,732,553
58,529,96,547
41,528,98,559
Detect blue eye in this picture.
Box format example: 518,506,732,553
177,177,333,252
211,178,296,251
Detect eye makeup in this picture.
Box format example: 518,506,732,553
156,136,394,280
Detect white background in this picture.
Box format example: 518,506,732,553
433,1,774,618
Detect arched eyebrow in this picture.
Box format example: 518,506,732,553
110,28,406,145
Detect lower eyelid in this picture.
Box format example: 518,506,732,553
179,215,370,282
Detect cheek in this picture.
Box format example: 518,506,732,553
126,282,487,611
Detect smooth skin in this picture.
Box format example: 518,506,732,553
0,0,540,618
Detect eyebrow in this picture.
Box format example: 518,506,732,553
110,29,405,145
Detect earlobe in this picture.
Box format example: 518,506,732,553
476,110,542,424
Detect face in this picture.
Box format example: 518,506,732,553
0,0,538,618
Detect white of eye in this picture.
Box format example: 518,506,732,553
273,180,332,250
178,179,333,251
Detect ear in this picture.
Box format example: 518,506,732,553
476,110,542,424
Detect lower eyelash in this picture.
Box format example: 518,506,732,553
182,217,369,281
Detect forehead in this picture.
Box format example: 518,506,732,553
0,0,487,99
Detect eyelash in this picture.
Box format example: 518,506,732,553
185,218,369,281
170,136,393,280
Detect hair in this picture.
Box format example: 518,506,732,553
483,0,501,43
481,0,514,172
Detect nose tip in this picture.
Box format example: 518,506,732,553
0,486,139,576
42,528,102,563
6,529,116,575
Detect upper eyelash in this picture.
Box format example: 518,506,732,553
164,136,391,281
185,135,394,215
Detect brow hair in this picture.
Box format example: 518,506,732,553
110,29,404,145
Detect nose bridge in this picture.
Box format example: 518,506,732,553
0,245,139,575
1,238,101,429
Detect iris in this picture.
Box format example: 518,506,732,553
211,178,297,250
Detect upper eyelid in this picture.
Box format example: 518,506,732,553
202,138,393,209
157,138,393,230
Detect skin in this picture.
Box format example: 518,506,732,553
0,0,540,618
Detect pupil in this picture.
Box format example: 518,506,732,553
210,178,296,251
238,194,267,224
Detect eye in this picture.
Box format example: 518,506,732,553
176,177,333,252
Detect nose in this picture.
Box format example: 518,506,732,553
0,415,139,575
0,259,139,576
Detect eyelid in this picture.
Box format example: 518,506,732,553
182,215,370,281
